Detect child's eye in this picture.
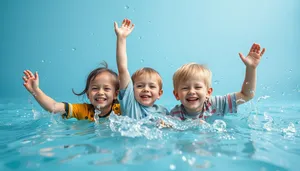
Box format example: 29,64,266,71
104,88,111,91
181,87,188,90
196,86,202,89
150,86,156,89
136,85,143,88
92,87,98,90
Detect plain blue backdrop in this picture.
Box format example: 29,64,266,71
1,0,299,106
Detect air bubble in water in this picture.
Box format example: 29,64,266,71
140,59,144,63
170,164,176,170
212,120,226,132
289,69,292,72
124,5,129,9
138,36,142,39
41,60,45,63
72,48,76,51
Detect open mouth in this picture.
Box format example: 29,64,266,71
95,97,107,103
140,95,151,100
186,97,199,102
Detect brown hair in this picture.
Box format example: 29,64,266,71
72,61,119,96
131,67,163,89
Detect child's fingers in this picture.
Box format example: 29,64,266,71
24,70,31,78
125,19,131,27
250,43,256,52
260,48,266,56
34,71,39,80
114,22,118,29
22,76,28,82
255,44,260,53
122,19,126,27
130,24,135,30
239,53,246,64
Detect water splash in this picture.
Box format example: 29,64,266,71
212,120,226,132
109,114,163,140
282,122,296,136
263,112,273,131
94,105,101,125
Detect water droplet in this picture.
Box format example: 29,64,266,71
148,21,152,24
170,164,176,170
72,48,76,51
281,92,285,96
140,59,144,63
41,60,45,63
245,82,249,84
214,80,220,85
212,120,226,132
138,36,142,39
182,156,187,161
289,69,292,72
124,5,129,9
276,81,279,84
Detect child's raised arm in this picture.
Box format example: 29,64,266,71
235,43,266,105
114,18,135,89
23,70,65,113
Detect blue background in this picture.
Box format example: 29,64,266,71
1,0,299,106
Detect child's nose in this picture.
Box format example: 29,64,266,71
188,88,196,94
98,89,105,94
142,86,150,92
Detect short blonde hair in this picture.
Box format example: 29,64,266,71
173,63,212,90
132,67,163,89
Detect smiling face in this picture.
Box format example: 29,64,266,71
86,71,118,113
133,74,163,107
173,74,213,113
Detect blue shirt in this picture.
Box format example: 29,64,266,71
118,80,169,119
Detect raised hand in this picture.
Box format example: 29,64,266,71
114,18,135,38
23,70,39,94
239,43,266,69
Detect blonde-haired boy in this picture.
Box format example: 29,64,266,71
170,43,265,120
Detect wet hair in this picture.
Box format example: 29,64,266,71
72,61,119,97
173,63,212,90
131,67,163,90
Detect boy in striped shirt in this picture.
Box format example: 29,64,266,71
169,43,265,121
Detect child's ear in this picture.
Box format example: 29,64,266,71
207,87,213,97
157,89,163,99
173,90,180,100
114,90,119,99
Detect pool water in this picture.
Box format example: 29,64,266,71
0,97,299,171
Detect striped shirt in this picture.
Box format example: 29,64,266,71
169,93,237,120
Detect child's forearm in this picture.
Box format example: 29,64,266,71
237,67,256,104
116,37,130,89
31,88,65,114
116,37,128,72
